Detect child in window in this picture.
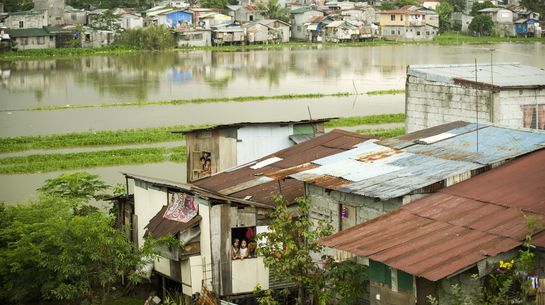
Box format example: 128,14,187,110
231,238,240,260
239,239,249,259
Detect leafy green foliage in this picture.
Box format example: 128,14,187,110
356,127,405,138
116,26,175,50
444,0,465,12
38,172,110,203
468,14,494,36
257,196,332,305
323,260,369,305
201,0,229,9
521,0,545,20
0,197,159,305
90,10,122,32
436,2,453,33
380,0,419,9
256,0,289,22
470,0,496,16
1,0,33,12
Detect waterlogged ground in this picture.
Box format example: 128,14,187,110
1,43,544,203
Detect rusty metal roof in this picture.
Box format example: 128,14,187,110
290,123,545,200
192,129,374,207
320,149,545,281
145,206,202,238
179,118,335,134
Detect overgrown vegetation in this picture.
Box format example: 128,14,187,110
356,127,405,138
116,26,176,50
23,92,352,111
325,113,406,128
366,89,405,96
0,146,186,174
468,14,495,36
0,179,160,305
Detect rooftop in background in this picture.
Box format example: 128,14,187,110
408,63,545,89
192,129,375,208
320,148,545,282
290,122,545,200
8,9,46,16
179,118,335,134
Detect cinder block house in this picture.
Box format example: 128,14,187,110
405,63,545,133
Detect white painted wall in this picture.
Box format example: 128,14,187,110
134,180,168,248
154,256,172,277
231,257,269,294
236,125,294,165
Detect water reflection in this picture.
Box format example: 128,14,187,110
0,43,542,110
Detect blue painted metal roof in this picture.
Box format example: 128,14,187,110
290,123,545,200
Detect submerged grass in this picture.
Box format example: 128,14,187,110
356,127,406,138
0,146,186,174
1,114,406,153
366,89,405,96
0,125,209,153
325,113,405,128
24,92,352,111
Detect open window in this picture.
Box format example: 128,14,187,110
231,226,258,260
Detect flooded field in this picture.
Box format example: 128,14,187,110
1,43,543,202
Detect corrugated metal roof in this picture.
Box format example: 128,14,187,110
145,206,202,238
192,129,375,207
408,63,545,89
179,118,335,134
320,149,545,281
290,123,545,200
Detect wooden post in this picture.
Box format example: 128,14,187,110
537,279,545,305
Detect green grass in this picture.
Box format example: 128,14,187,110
356,127,406,138
25,92,352,111
326,113,405,128
2,34,542,61
107,296,145,305
0,125,207,153
0,146,186,174
366,89,405,96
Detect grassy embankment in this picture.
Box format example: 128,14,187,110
0,114,405,174
0,32,542,61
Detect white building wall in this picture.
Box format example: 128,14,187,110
405,75,545,132
134,180,168,248
236,125,294,165
231,257,269,294
6,11,48,28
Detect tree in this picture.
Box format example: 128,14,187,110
257,196,332,305
0,196,158,305
38,171,110,204
468,14,494,36
521,0,545,20
116,26,175,50
436,2,453,33
1,0,33,12
256,0,290,23
90,10,122,32
444,0,465,12
201,0,229,9
470,0,495,16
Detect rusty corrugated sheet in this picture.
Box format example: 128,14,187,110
192,129,374,207
145,206,202,238
320,149,545,282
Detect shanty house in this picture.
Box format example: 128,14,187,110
514,18,541,37
405,63,545,133
122,130,373,301
212,25,245,45
243,21,269,44
379,6,438,41
324,20,359,42
257,19,291,43
175,29,212,47
7,27,56,50
478,7,515,36
320,148,545,305
290,7,324,40
183,119,329,182
289,122,545,260
5,9,48,29
63,5,87,26
157,10,193,29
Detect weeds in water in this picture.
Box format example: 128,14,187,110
356,128,405,138
366,89,405,96
0,146,186,174
325,114,405,128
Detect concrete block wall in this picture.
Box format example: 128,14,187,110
406,76,545,132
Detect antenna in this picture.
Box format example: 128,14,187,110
475,58,479,153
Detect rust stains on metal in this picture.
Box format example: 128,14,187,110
320,149,545,282
356,148,399,163
308,175,352,190
193,129,374,207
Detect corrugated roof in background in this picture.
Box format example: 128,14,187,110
193,129,374,207
290,123,545,200
320,149,545,281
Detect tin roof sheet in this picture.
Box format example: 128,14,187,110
408,63,545,89
180,118,335,134
145,206,202,238
290,123,545,200
320,149,545,281
193,129,374,207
